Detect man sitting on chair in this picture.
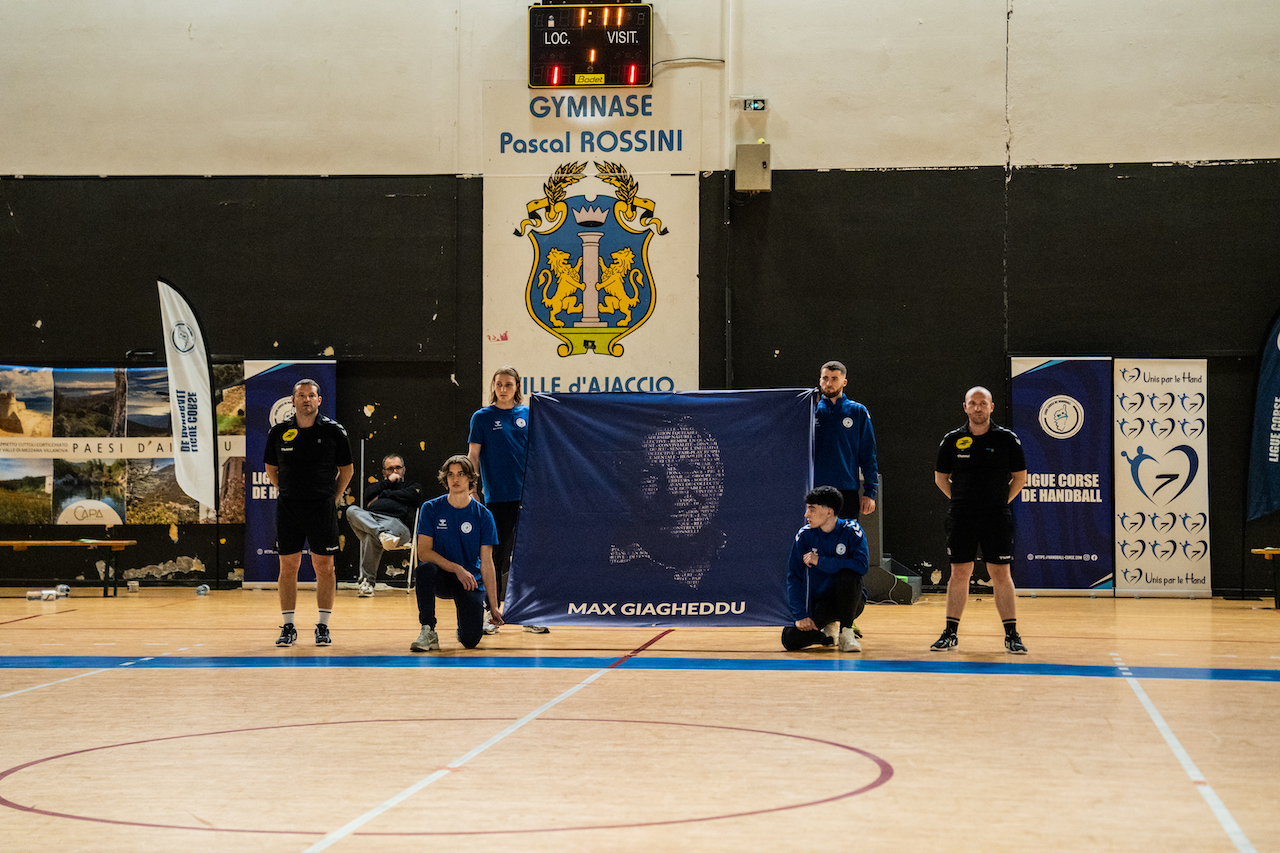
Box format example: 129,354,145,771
346,453,424,597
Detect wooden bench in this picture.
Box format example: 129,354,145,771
1248,548,1280,609
0,539,138,597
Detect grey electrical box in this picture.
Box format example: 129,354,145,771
734,143,771,192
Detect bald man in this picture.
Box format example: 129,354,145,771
932,386,1028,654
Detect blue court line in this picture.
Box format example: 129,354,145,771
1,655,1277,682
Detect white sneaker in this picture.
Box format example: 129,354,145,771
483,611,498,635
821,621,840,647
378,532,402,548
838,626,861,653
410,625,439,652
522,625,550,634
357,580,374,598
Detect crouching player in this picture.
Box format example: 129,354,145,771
409,455,504,652
782,486,869,652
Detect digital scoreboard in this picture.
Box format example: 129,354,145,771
528,4,653,88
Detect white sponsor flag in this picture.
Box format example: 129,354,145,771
157,280,216,509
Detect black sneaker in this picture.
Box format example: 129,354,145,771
930,630,958,652
315,623,332,646
1005,632,1028,654
276,624,297,647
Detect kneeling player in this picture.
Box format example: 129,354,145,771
409,455,505,651
782,486,869,652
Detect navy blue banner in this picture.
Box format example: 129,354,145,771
243,361,337,585
504,390,812,626
1248,314,1280,520
1010,358,1114,591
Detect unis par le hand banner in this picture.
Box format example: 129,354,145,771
1113,359,1210,597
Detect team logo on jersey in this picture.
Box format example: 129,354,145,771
956,436,973,450
842,417,853,428
460,522,473,534
517,161,665,358
282,428,298,442
515,417,527,428
835,543,847,555
1038,395,1083,440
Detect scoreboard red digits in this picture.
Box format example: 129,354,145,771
528,4,653,89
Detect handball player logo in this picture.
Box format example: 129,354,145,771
1038,395,1083,440
516,161,665,358
1120,444,1199,506
1118,367,1142,384
170,322,196,353
1121,567,1144,584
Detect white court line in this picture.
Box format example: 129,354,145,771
1111,653,1256,853
0,670,109,699
301,665,613,853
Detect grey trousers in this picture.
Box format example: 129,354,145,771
346,506,411,583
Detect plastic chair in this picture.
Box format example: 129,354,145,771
404,501,427,593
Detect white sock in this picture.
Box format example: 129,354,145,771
317,609,331,626
282,611,295,626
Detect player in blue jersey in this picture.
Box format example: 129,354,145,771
409,455,503,651
814,360,879,520
783,486,870,652
468,366,548,633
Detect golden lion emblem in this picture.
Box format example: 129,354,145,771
537,247,584,327
597,247,645,326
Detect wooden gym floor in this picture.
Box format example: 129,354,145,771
0,587,1276,853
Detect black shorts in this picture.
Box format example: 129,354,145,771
276,498,340,556
946,509,1014,565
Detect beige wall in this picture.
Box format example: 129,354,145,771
1,0,1276,175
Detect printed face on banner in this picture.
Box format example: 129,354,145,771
518,161,663,359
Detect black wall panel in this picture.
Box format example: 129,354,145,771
1,176,459,363
718,167,1008,576
2,164,1278,595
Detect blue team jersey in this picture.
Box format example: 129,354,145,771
468,404,530,503
813,395,879,497
416,495,499,589
786,518,869,621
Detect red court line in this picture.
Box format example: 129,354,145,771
606,628,674,669
0,610,77,626
0,716,892,836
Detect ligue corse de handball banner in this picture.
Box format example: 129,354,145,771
1011,358,1114,593
503,389,812,627
242,360,337,586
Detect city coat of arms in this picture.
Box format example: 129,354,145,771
517,161,665,357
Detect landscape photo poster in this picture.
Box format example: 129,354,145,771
0,364,202,526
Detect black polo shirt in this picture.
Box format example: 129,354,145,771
264,415,352,501
935,422,1025,512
